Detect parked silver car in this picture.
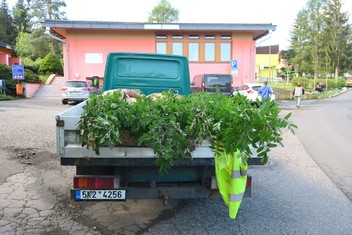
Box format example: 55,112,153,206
61,80,99,105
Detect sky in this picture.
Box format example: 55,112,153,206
6,0,352,50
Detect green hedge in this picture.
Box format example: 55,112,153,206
0,64,41,96
38,53,63,75
291,77,345,90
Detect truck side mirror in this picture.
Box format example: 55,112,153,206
92,76,99,88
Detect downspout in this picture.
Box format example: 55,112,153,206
250,31,273,83
45,29,70,81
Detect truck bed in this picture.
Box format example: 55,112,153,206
56,100,259,201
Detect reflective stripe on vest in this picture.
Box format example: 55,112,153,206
232,169,247,178
230,192,245,202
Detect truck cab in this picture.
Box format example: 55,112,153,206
102,52,191,95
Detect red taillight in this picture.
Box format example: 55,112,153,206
247,90,254,94
61,88,68,92
246,175,252,189
82,88,90,91
74,177,117,189
201,82,205,91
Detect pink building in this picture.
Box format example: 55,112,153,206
42,20,276,86
0,42,20,66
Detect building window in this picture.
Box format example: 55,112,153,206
173,34,183,39
172,43,183,55
189,35,199,39
220,43,231,61
155,33,232,62
189,43,199,61
205,43,215,61
156,42,167,54
221,35,231,39
205,35,215,39
156,34,167,39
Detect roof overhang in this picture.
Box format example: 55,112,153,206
0,42,16,56
0,42,15,51
41,20,276,41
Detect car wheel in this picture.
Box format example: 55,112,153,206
62,100,68,105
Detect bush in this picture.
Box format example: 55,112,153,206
0,64,12,79
24,69,41,83
0,64,15,96
291,77,311,88
291,77,345,90
22,57,44,73
38,53,63,75
0,64,41,96
0,94,15,100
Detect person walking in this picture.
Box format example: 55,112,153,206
292,83,305,108
258,81,273,106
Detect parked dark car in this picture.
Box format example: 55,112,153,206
191,74,234,96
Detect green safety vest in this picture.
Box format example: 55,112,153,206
215,149,248,219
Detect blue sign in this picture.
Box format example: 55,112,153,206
230,60,238,69
12,65,25,80
230,60,238,77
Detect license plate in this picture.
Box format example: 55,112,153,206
75,190,126,201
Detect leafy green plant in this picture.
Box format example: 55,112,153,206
0,94,15,101
0,64,41,96
77,91,297,174
38,53,63,75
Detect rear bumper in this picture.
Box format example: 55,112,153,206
61,94,90,101
70,175,252,201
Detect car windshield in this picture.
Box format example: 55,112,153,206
238,85,249,90
205,75,231,86
251,86,262,91
65,81,88,88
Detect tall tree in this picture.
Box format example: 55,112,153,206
288,0,352,82
148,0,179,23
0,0,18,45
13,0,32,33
289,9,313,75
31,0,66,28
306,0,329,88
16,28,51,60
321,0,352,78
28,0,66,57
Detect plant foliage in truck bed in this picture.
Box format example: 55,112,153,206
77,90,296,174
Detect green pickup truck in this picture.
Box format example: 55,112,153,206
56,53,257,205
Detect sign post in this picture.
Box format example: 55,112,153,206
230,60,238,77
0,79,5,95
12,65,25,96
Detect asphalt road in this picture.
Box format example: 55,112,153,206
0,96,351,234
281,89,352,201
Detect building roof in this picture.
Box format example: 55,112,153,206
0,42,15,51
41,20,277,41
